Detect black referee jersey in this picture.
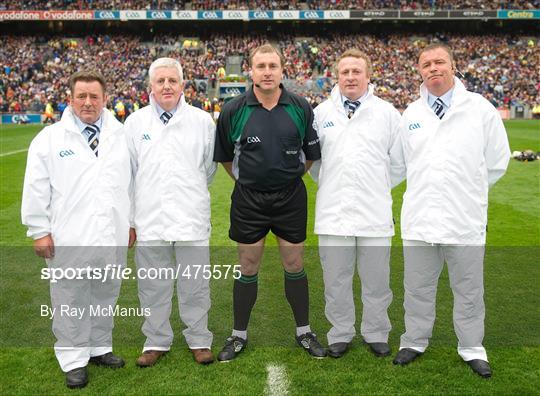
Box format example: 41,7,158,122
213,85,321,191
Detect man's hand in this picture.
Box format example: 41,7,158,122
304,160,314,174
128,227,137,248
221,162,236,180
33,234,54,259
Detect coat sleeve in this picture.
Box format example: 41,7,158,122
307,109,321,184
21,130,52,239
389,109,407,188
483,105,510,188
204,115,218,185
124,116,138,227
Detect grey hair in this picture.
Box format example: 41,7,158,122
148,57,183,83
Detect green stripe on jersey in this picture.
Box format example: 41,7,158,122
229,105,255,145
283,103,306,140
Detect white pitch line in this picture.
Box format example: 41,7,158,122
265,364,289,396
0,148,28,157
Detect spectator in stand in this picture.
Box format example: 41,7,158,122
43,101,54,123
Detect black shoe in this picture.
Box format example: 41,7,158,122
364,341,391,357
89,352,125,368
217,336,247,362
467,359,492,378
296,332,326,359
392,348,423,365
328,342,349,358
65,366,88,389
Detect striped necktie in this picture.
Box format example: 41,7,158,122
84,124,99,157
160,111,172,124
344,100,360,119
433,97,445,119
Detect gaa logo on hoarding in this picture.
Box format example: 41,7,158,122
303,11,322,19
276,11,294,18
11,114,29,123
328,11,346,18
202,11,219,19
225,88,242,95
228,11,243,18
2,113,40,123
175,11,193,18
98,11,116,19
126,11,142,18
253,11,271,19
150,11,168,19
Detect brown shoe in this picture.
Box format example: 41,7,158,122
190,348,214,365
136,350,167,367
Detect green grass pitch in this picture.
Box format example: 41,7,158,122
0,120,539,394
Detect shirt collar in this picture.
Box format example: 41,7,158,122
428,87,454,108
73,113,103,135
341,89,369,108
155,101,178,117
246,83,292,106
150,93,181,118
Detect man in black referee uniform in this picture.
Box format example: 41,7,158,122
214,44,325,361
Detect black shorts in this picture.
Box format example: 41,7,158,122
229,178,307,244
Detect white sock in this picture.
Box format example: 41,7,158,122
232,329,247,340
296,325,311,337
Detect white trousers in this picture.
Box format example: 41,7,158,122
49,246,125,372
399,240,488,362
136,240,213,351
319,235,392,345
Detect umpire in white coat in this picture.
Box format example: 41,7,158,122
310,49,403,358
21,71,130,389
125,58,217,367
392,43,510,378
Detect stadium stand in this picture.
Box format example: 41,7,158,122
1,0,538,10
304,1,540,10
1,32,537,119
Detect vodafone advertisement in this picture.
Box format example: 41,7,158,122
0,10,94,21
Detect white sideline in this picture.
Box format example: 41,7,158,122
265,364,289,396
0,148,28,157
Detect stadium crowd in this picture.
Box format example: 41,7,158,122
1,0,538,10
304,0,540,10
1,33,538,118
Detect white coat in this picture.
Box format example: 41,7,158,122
310,84,403,237
125,95,216,242
398,78,510,245
21,106,130,247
